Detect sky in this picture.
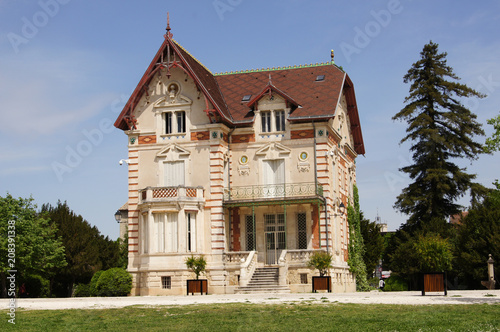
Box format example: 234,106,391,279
1,0,499,239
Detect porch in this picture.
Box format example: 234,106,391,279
224,182,325,266
223,249,325,292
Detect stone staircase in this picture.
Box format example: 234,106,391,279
235,267,290,294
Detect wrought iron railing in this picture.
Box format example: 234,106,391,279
224,182,323,201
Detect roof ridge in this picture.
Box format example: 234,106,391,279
214,62,343,76
172,39,214,75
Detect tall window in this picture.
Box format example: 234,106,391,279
275,110,285,132
262,159,285,197
297,212,307,249
261,111,271,132
245,215,255,251
186,212,196,252
164,161,185,186
165,113,172,134
177,111,186,133
153,213,178,253
141,215,149,254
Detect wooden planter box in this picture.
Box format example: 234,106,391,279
422,272,447,296
187,279,208,295
312,276,331,293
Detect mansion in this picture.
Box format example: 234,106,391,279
114,24,365,295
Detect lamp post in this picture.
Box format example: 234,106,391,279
338,201,345,215
115,210,122,223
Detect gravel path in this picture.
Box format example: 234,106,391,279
3,290,499,310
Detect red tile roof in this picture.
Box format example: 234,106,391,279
114,36,365,155
215,65,345,122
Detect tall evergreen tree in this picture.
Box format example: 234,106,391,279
484,113,500,153
393,41,486,234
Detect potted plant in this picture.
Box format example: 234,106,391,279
307,251,333,292
185,255,208,295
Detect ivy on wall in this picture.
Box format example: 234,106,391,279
347,185,370,291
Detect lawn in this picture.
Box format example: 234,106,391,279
4,302,499,331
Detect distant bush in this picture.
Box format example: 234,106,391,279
96,268,132,297
89,270,103,296
21,274,50,298
74,283,90,297
383,275,408,292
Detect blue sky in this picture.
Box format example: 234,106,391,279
1,0,499,239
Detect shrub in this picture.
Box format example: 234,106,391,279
21,274,50,298
74,283,90,297
383,275,408,292
96,268,132,297
307,251,333,277
185,255,207,280
89,270,103,296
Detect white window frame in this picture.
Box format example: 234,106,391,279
163,160,185,187
186,212,196,253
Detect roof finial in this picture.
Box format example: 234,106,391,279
331,49,335,63
165,12,173,38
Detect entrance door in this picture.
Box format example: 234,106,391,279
265,214,286,265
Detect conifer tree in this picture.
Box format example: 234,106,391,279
393,41,486,234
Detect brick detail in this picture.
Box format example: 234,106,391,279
312,204,319,249
232,133,255,143
191,131,210,141
231,208,241,251
138,135,157,145
291,129,314,139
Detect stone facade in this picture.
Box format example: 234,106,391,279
114,26,364,295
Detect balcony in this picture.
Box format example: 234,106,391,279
224,182,323,204
139,186,204,204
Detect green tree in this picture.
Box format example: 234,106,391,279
42,201,121,297
484,114,500,153
0,194,66,297
392,41,486,234
347,185,369,291
185,255,207,280
359,212,384,280
413,233,453,272
307,251,333,277
455,182,500,288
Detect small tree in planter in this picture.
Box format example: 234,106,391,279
308,251,333,292
185,255,207,295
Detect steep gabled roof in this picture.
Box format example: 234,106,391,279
114,34,231,131
113,33,364,155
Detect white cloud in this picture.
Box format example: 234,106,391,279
0,48,114,136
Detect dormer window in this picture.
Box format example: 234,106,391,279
275,110,285,132
262,111,271,132
261,110,286,133
163,111,186,134
177,111,186,133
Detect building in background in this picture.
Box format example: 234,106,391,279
114,22,364,295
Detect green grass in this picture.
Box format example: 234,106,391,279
5,303,499,331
